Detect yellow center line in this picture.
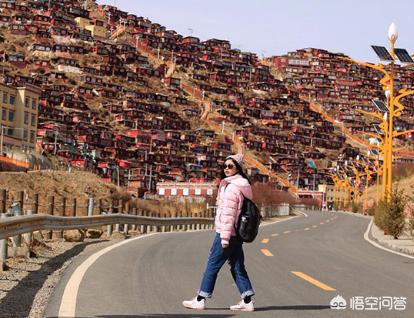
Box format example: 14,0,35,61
291,271,336,291
304,227,310,231
261,249,274,257
283,230,291,234
271,233,279,237
261,238,269,244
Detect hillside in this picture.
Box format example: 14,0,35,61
0,170,119,203
0,0,412,198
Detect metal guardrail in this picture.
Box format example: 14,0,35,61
0,213,214,241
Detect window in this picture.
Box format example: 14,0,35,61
171,188,177,196
1,109,6,121
9,95,15,105
195,188,201,196
23,129,28,141
158,187,165,195
183,188,189,196
25,97,29,108
30,130,35,143
207,188,213,196
32,99,37,110
31,113,36,126
3,93,7,104
8,110,14,122
24,111,29,125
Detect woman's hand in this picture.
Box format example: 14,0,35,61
221,241,229,249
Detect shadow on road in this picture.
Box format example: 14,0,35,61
48,315,236,318
48,305,331,318
0,240,106,318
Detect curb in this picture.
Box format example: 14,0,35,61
364,219,414,260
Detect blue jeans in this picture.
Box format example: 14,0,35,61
198,233,255,299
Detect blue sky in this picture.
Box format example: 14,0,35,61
97,0,414,62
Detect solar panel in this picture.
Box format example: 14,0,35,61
371,45,393,61
394,48,414,63
370,149,379,156
373,123,384,135
372,99,389,112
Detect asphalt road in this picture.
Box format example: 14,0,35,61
45,210,414,318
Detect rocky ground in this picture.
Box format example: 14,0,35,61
0,232,127,318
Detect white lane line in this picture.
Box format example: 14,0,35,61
58,233,158,317
364,219,414,260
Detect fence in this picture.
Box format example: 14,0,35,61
0,194,214,271
0,190,214,218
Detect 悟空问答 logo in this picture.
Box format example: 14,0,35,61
330,295,347,310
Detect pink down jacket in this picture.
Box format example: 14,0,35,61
215,174,253,245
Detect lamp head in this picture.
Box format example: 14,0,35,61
388,22,398,43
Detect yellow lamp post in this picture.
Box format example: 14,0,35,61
329,173,343,210
349,162,361,202
343,23,414,202
337,168,352,210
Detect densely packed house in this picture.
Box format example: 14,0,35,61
2,0,411,199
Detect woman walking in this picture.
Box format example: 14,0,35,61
183,153,255,312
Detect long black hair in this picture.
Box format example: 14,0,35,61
220,157,251,184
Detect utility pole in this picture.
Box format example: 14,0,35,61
0,126,4,155
296,168,300,189
148,165,153,192
53,131,58,155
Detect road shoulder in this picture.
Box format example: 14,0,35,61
366,219,414,258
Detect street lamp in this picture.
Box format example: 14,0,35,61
343,22,414,202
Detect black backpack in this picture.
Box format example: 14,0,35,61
236,196,261,243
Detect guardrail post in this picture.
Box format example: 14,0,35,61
62,197,66,216
52,197,64,239
108,199,115,235
0,189,6,214
99,199,103,215
0,213,8,271
72,198,77,216
24,210,33,247
131,207,137,231
46,196,54,239
115,201,121,232
11,202,22,247
124,202,129,235
88,196,94,216
106,210,113,237
33,193,39,215
18,191,24,212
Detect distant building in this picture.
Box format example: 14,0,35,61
156,181,218,202
297,190,324,209
0,83,41,152
318,184,336,209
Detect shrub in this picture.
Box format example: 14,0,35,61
251,182,297,206
378,189,407,239
351,201,360,213
409,216,414,238
366,205,376,216
392,163,414,181
374,199,387,231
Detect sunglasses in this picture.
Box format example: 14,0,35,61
223,164,235,170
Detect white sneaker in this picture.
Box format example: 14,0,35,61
230,299,255,312
182,297,206,310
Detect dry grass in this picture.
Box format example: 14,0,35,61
252,182,297,206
